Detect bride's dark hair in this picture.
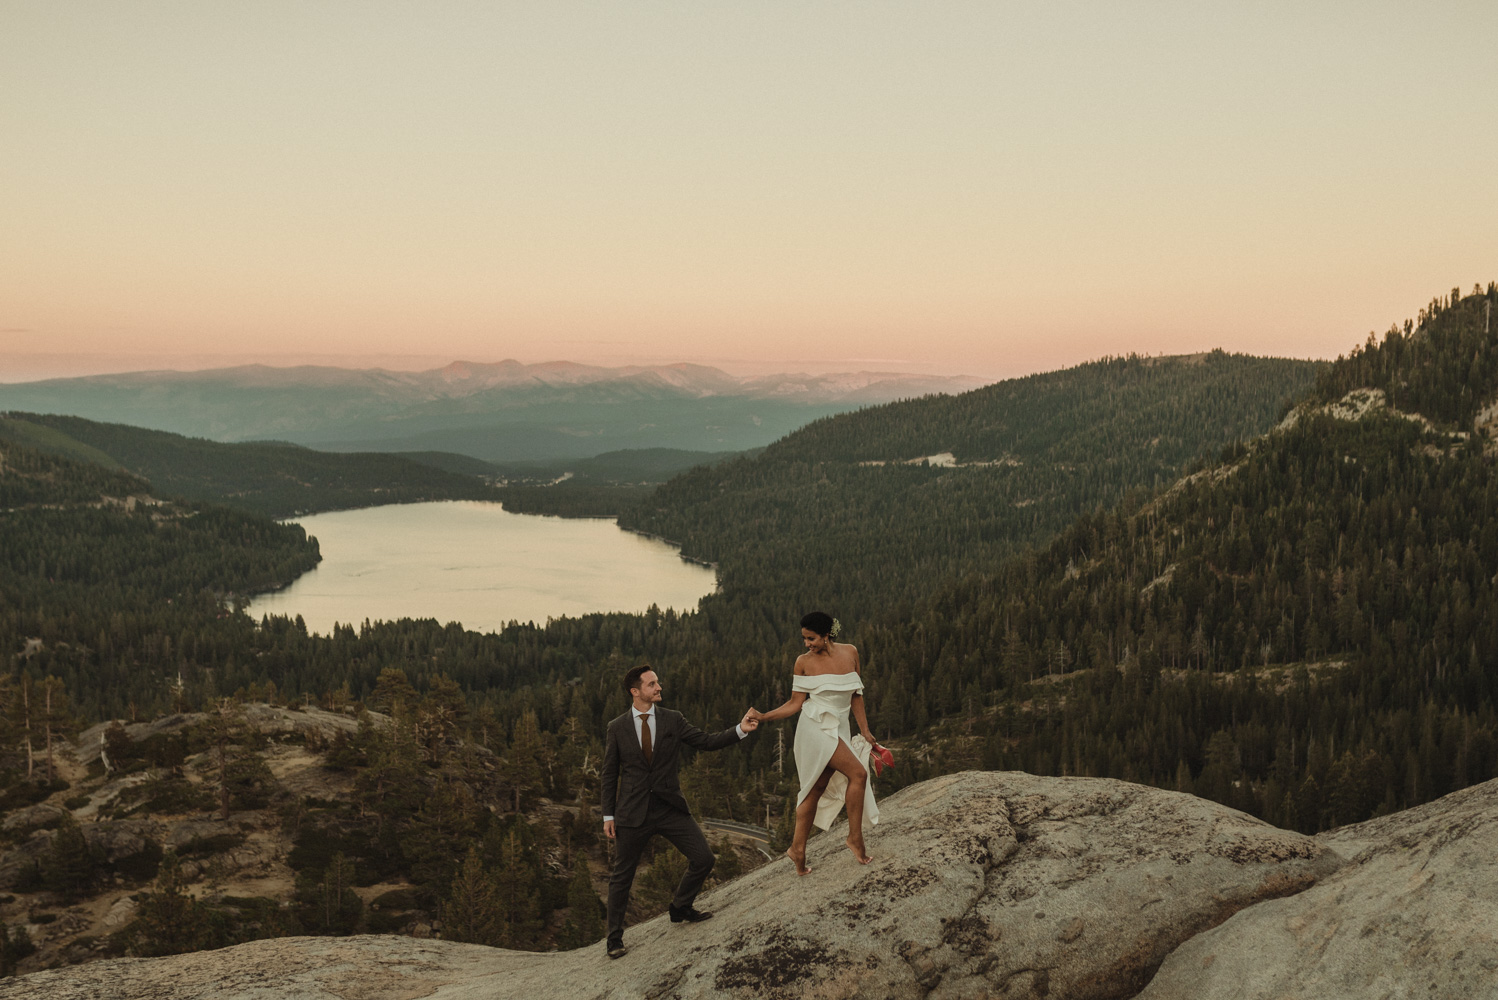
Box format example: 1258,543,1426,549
800,611,835,637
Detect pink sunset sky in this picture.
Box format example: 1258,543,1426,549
2,3,1495,383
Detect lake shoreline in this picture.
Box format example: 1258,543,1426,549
246,500,717,635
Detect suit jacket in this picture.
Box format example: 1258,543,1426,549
600,708,740,827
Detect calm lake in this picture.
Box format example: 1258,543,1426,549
245,501,716,635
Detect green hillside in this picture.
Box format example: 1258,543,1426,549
861,283,1498,831
620,352,1321,625
0,414,496,518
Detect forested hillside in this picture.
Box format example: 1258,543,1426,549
7,286,1498,973
0,443,321,725
860,283,1498,832
1310,285,1498,427
620,353,1320,625
0,414,493,518
492,447,750,517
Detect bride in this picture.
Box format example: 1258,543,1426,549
749,611,880,873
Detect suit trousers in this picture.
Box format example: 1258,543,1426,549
606,793,715,943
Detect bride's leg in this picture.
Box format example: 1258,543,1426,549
787,768,834,875
827,741,871,864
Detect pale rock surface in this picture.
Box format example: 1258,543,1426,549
1137,776,1498,1000
75,705,378,767
0,771,1339,1000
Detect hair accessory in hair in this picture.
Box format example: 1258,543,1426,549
830,618,842,638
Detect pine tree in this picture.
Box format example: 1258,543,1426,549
634,849,688,915
442,846,501,946
8,675,36,780
416,675,469,764
368,668,419,715
714,838,742,880
129,851,203,957
401,775,480,890
40,814,99,900
102,721,136,773
354,712,425,836
203,700,274,818
557,855,603,949
501,711,547,812
770,792,796,852
492,831,542,949
0,922,37,977
305,852,362,935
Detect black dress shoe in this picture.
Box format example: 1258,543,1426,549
668,904,712,923
606,941,627,959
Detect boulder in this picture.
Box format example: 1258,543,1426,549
0,818,161,890
0,771,1341,1000
1136,776,1498,1000
102,895,138,929
167,820,240,852
0,802,67,833
82,819,161,863
0,829,51,890
71,773,152,819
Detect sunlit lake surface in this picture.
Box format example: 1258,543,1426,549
246,501,716,635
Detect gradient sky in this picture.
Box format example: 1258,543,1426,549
2,2,1495,382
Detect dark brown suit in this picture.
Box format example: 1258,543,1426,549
600,708,741,945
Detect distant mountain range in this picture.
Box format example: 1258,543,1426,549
0,361,989,462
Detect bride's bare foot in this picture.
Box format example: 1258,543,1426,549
846,838,872,865
785,848,812,876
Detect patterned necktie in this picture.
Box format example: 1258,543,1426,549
640,712,653,764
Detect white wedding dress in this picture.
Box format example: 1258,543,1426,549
793,671,880,831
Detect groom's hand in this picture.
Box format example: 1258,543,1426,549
603,820,616,839
740,709,760,732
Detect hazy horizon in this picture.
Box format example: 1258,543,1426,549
3,3,1495,384
0,348,999,384
0,344,1307,386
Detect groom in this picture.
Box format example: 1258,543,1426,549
600,664,757,959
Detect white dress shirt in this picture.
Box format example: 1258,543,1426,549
603,706,748,822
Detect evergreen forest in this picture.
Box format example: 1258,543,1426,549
4,286,1498,964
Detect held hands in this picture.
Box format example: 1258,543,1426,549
740,708,761,732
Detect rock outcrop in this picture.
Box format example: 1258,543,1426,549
1138,777,1498,1000
74,705,376,767
0,818,160,892
0,771,1350,1000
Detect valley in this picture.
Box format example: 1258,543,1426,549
3,286,1497,982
